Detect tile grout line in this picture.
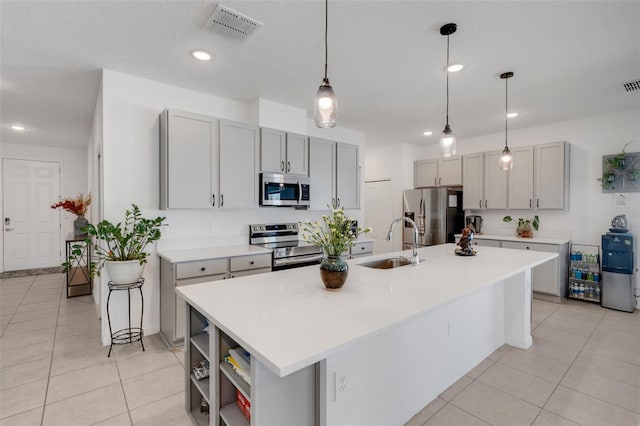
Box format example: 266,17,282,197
529,305,608,426
39,277,66,426
0,276,36,339
113,342,136,425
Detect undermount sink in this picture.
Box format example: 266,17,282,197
359,257,414,269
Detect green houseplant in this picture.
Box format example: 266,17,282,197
503,215,539,238
300,207,371,290
65,204,166,284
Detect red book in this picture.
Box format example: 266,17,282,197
236,389,250,422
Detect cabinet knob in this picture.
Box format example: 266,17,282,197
281,161,285,172
212,194,215,207
287,161,291,172
537,198,540,208
250,261,254,265
201,267,206,271
221,194,224,207
526,246,530,250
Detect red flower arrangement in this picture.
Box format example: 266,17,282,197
51,193,92,216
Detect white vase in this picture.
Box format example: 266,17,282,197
105,260,144,284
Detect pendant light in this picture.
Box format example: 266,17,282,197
499,72,514,171
314,0,337,128
439,23,457,158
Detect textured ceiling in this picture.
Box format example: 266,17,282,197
1,1,639,149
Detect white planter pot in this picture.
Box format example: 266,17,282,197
105,260,145,284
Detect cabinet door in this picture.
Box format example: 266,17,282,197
260,128,286,173
161,110,218,209
535,142,569,209
176,273,227,340
508,147,534,209
438,157,462,186
462,153,484,210
309,138,336,210
286,133,309,176
336,143,359,209
484,151,508,209
219,120,260,209
414,160,438,188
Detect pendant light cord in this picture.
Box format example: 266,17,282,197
504,77,508,149
445,34,450,126
324,0,328,80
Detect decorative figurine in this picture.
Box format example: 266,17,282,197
455,224,477,256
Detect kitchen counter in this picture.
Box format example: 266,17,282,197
456,233,570,245
178,243,556,425
157,244,272,263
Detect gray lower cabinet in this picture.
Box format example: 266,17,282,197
160,254,271,348
350,241,374,259
484,239,569,302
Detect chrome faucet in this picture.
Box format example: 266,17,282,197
386,217,420,265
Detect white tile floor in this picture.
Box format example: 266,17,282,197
1,273,639,426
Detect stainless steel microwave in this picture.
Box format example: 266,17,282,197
259,172,310,207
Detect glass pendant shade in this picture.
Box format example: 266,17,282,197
314,78,337,128
439,124,456,157
500,146,513,170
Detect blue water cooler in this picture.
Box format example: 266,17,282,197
601,233,636,312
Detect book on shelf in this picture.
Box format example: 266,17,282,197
229,347,251,371
236,388,251,422
224,354,251,385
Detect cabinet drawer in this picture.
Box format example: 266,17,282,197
351,241,374,255
474,239,500,248
501,241,558,253
176,258,228,279
230,254,271,272
231,267,272,278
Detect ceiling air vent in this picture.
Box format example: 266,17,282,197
205,4,263,41
623,80,640,92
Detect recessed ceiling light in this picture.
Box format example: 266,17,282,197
190,50,212,61
447,64,464,72
506,112,519,118
423,131,433,136
10,124,25,131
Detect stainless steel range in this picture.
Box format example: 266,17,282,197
250,223,324,270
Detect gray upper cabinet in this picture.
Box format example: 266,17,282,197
160,110,259,210
160,109,219,209
219,120,260,209
286,132,309,175
309,138,359,210
336,143,359,209
260,128,286,173
260,128,309,176
534,141,570,210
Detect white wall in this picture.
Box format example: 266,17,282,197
366,108,640,304
1,142,89,273
100,70,366,342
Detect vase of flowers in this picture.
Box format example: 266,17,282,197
301,207,371,290
51,193,92,236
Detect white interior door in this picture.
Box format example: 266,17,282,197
365,180,394,254
3,159,61,271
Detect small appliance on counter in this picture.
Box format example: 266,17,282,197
601,231,636,312
465,215,483,234
609,214,629,233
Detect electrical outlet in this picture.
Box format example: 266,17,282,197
334,368,348,402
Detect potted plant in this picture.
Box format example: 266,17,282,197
503,215,539,238
300,207,371,290
66,204,166,284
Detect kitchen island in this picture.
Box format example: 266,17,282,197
177,243,557,426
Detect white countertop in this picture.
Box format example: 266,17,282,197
456,233,570,245
176,243,556,378
157,245,272,263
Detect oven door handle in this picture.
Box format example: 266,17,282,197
273,253,325,267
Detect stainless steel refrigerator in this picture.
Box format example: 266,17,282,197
402,188,464,249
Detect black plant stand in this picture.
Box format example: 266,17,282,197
65,233,92,298
106,278,145,357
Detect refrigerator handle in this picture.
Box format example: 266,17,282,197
419,198,425,235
